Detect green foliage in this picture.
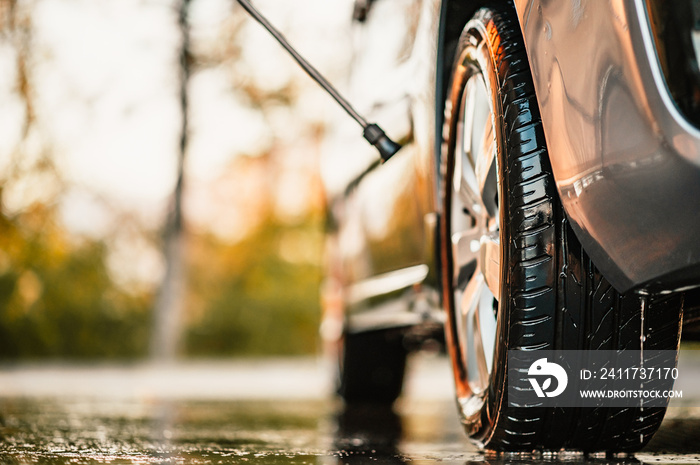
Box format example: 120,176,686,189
0,202,152,360
0,200,323,359
185,215,322,357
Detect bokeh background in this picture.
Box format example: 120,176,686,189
0,0,355,360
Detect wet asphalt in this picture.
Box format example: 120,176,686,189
1,353,700,464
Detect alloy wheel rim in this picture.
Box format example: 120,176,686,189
450,70,501,396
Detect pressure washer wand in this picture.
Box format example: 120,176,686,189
236,0,401,162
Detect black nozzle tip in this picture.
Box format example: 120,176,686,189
363,123,401,162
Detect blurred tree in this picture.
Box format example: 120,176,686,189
5,0,32,133
0,200,152,360
178,1,326,357
0,0,153,360
151,0,192,361
184,154,322,356
0,0,328,360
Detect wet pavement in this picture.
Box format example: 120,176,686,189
0,354,699,464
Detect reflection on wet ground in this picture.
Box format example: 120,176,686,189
1,397,700,465
0,397,466,464
0,356,699,464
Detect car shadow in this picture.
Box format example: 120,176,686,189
331,403,404,464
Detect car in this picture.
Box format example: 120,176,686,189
320,0,699,454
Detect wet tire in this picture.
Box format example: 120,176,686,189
440,4,683,452
338,329,407,405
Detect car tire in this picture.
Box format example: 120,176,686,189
440,4,683,452
338,329,408,405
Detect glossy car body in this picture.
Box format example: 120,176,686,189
516,0,700,293
321,0,700,335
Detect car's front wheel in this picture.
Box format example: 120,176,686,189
440,4,683,452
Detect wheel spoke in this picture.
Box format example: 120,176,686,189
470,75,498,218
461,73,478,164
475,122,498,218
480,231,500,301
454,145,482,218
472,290,490,389
454,77,484,218
461,270,488,392
476,285,497,375
460,271,482,389
451,229,479,286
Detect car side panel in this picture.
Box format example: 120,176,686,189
514,0,700,292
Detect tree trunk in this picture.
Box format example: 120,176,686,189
151,0,192,361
